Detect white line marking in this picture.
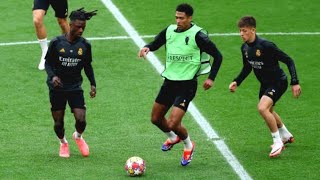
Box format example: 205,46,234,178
101,0,252,179
1,32,319,46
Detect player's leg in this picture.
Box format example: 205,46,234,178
151,102,170,133
51,110,69,158
169,80,196,166
32,0,49,70
50,90,69,157
32,10,47,40
258,83,289,157
152,80,181,151
57,18,69,34
72,108,86,137
69,91,89,157
272,109,294,144
51,0,69,34
152,101,181,151
258,96,284,157
258,96,278,133
169,106,195,166
270,80,294,144
52,110,66,142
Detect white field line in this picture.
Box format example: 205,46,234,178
101,0,252,179
1,32,319,47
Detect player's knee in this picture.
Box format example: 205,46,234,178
151,113,162,125
75,115,85,123
73,109,85,122
257,104,268,114
33,16,43,27
167,120,178,131
150,116,159,125
54,120,63,128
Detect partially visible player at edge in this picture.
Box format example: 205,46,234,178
138,3,223,166
32,0,70,70
45,8,97,158
229,16,301,158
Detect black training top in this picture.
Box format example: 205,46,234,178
145,25,223,81
234,35,299,86
45,35,96,91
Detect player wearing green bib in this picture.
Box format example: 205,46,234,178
138,3,222,166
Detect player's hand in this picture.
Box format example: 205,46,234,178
203,79,213,90
291,84,301,98
90,85,96,98
138,47,150,59
229,81,237,92
52,76,63,88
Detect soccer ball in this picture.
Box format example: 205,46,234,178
124,156,146,177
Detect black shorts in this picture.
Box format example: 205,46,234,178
259,80,288,105
33,0,68,18
49,90,86,111
155,79,197,112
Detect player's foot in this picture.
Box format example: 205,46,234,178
269,142,284,158
181,142,195,166
73,132,89,157
161,136,181,151
38,58,45,70
59,143,70,158
282,136,294,144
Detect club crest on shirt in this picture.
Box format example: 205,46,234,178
78,48,83,55
185,36,189,45
256,49,261,57
59,48,65,53
245,51,248,58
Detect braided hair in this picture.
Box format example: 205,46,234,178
69,7,98,22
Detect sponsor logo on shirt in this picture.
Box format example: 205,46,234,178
248,60,264,69
167,54,193,62
59,56,81,67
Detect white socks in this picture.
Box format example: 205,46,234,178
183,136,193,150
271,131,282,144
74,131,82,139
165,131,192,149
278,124,292,138
59,131,82,143
165,131,177,142
59,136,68,144
38,38,48,70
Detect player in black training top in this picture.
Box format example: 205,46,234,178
229,16,301,158
45,8,97,158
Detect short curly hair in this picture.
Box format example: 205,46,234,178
176,3,193,16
